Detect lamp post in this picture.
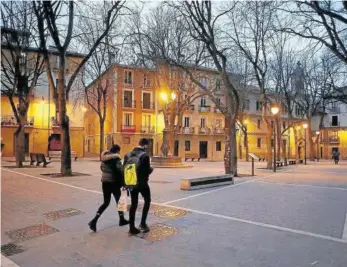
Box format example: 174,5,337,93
303,123,308,165
316,130,320,162
270,104,280,172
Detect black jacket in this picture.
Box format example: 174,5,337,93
124,147,153,185
100,152,124,184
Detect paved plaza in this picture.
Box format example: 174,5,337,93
1,159,347,267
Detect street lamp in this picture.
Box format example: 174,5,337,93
316,130,320,162
271,103,280,172
303,123,308,165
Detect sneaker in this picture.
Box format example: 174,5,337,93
128,227,141,236
139,223,150,233
88,220,97,232
119,218,129,227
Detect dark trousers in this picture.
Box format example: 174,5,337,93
129,183,151,228
96,182,123,217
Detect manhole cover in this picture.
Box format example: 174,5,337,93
43,208,83,220
40,172,91,178
6,223,59,242
150,180,172,184
154,207,188,219
140,224,178,242
1,243,26,256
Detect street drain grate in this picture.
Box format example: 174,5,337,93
150,180,172,184
43,208,83,220
153,207,188,219
6,223,59,242
139,224,178,242
40,172,91,178
1,243,26,256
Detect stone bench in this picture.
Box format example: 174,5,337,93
180,174,234,191
184,153,200,162
49,151,78,161
30,153,51,167
288,159,296,165
276,161,284,167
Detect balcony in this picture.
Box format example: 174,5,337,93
181,127,195,134
142,102,155,110
122,100,136,108
1,116,34,127
185,105,195,112
328,136,340,143
330,121,340,127
141,126,155,134
198,105,211,112
214,127,225,134
121,125,136,133
199,127,212,134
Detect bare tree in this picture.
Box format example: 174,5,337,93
1,1,44,167
225,1,277,169
280,1,347,65
33,1,125,176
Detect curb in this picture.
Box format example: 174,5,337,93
1,255,20,267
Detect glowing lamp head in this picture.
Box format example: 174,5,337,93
316,131,320,135
303,123,308,129
82,107,87,113
171,92,177,101
270,105,279,115
160,92,168,102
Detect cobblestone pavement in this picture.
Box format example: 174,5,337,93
1,159,347,267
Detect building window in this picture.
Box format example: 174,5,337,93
124,70,133,86
295,106,302,116
216,97,221,104
257,119,261,129
200,96,207,107
123,90,133,107
56,56,60,68
271,139,274,148
256,101,262,111
283,105,288,114
142,92,151,109
283,121,286,130
271,120,274,128
216,141,221,151
257,138,261,148
244,100,250,110
143,114,151,127
184,117,190,127
185,140,191,151
216,78,221,89
143,73,150,88
216,119,222,128
200,118,206,128
331,115,339,126
123,113,133,127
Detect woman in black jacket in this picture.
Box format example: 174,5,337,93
88,144,129,232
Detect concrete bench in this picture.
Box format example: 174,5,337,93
258,157,266,162
30,153,51,167
288,159,296,165
184,153,200,162
180,174,234,191
276,161,284,167
49,150,78,161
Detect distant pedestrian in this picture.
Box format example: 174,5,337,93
333,150,340,165
124,138,153,235
88,144,129,232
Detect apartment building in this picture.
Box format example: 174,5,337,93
84,61,307,160
1,27,86,157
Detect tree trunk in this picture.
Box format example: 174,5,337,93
58,55,72,176
307,120,315,161
276,119,281,161
293,127,300,163
161,128,175,157
99,120,104,160
238,133,242,160
244,132,249,162
14,124,25,168
224,117,237,175
266,134,273,169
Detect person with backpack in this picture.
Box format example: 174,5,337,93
123,138,153,235
88,144,129,232
333,150,340,165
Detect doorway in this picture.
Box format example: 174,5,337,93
199,141,208,159
147,138,154,157
174,140,179,156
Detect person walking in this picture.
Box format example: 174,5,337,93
124,138,153,235
333,150,340,165
88,144,129,232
